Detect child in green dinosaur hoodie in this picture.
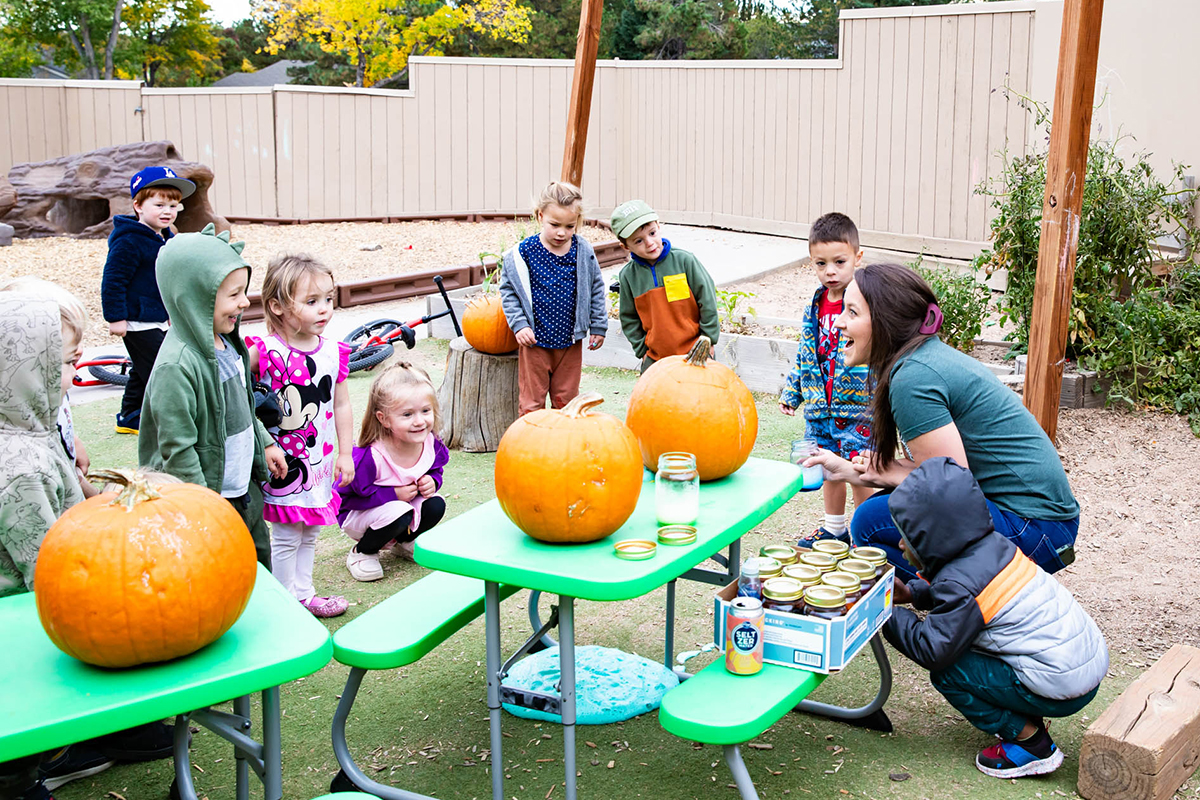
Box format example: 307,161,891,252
139,224,287,566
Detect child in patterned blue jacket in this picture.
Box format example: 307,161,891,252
779,213,875,545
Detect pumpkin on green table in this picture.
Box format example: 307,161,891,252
495,392,643,543
35,469,258,668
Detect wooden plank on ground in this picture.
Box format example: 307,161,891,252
1078,644,1200,800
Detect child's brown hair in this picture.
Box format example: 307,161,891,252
260,253,336,338
357,361,441,447
133,185,183,207
534,181,585,225
809,212,860,251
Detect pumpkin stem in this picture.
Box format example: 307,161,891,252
560,391,605,418
685,336,713,365
88,468,163,509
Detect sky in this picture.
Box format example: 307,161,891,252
208,0,252,27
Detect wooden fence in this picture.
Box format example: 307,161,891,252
1,2,1043,256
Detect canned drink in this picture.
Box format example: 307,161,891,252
725,596,764,675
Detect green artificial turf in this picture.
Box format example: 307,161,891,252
58,339,1132,800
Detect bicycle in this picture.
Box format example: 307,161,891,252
73,354,134,387
342,275,462,373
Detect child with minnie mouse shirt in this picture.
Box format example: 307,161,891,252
248,253,354,618
779,212,876,546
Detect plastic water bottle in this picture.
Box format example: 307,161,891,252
737,558,763,601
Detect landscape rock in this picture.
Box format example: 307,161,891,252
0,176,15,218
0,223,12,246
2,141,228,239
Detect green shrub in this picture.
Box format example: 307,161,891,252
910,257,991,353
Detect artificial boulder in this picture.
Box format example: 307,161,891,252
0,176,15,218
2,141,228,239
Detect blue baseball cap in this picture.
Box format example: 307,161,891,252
130,166,196,200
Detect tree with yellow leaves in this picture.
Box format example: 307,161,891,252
257,0,531,87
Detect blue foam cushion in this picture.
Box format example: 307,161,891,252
502,645,680,725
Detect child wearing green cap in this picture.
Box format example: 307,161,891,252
611,200,719,372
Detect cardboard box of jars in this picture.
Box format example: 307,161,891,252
712,566,894,674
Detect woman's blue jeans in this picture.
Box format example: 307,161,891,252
931,650,1098,740
850,492,1079,583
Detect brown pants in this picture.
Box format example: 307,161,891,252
518,341,583,416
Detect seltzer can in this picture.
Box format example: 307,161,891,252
725,596,765,675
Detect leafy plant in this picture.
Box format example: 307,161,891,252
909,254,990,353
973,96,1200,432
714,288,757,329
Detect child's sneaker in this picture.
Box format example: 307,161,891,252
38,745,114,791
975,726,1063,778
797,527,850,549
114,410,140,435
15,781,54,800
301,595,349,618
392,539,416,562
346,547,383,581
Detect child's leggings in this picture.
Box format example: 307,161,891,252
931,650,1098,741
271,522,321,602
356,496,447,555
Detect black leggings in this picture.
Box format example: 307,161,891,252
355,496,446,555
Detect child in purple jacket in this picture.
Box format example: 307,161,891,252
338,362,449,582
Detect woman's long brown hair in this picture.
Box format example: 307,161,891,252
854,263,938,469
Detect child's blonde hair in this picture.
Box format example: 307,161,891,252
261,253,336,337
358,361,441,447
534,181,585,224
0,276,88,344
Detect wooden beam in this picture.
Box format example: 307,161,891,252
1023,0,1105,441
560,0,604,188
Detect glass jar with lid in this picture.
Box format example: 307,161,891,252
761,577,805,615
782,563,823,592
759,544,798,567
811,539,850,562
655,452,698,526
802,585,848,619
837,558,876,595
849,546,889,580
820,571,862,609
798,551,837,574
757,557,784,581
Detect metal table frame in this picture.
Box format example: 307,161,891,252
171,691,284,800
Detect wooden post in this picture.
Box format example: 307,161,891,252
1023,0,1105,441
437,337,520,453
560,0,604,188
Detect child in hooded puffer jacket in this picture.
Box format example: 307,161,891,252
884,458,1107,780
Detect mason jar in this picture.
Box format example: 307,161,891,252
656,452,699,526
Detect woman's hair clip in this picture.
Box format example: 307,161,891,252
919,302,944,335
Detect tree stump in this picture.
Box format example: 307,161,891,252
1077,644,1200,800
437,336,519,452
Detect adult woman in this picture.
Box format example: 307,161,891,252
807,263,1079,582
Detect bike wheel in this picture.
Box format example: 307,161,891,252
88,356,133,387
347,343,395,373
343,319,403,349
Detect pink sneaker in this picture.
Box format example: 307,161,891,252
300,595,349,618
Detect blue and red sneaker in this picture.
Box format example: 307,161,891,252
797,527,850,549
975,726,1063,778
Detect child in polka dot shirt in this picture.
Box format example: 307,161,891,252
499,181,607,415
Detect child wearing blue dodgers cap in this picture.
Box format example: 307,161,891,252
101,166,196,434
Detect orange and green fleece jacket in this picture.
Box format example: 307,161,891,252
616,244,719,362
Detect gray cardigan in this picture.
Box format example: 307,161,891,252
498,236,608,344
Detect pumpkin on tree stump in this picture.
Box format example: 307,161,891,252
35,469,258,668
462,293,517,354
625,336,757,481
495,393,643,543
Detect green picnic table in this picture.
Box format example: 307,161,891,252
0,564,333,800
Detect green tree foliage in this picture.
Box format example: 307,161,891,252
118,0,219,85
4,0,125,79
0,2,43,77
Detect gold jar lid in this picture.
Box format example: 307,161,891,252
759,544,798,565
613,539,656,560
757,557,784,580
850,546,887,566
762,576,804,602
804,585,846,609
798,552,837,573
657,525,697,546
782,564,823,586
811,540,850,561
838,558,876,582
821,571,861,594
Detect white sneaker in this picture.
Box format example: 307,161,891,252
394,539,416,562
346,547,383,581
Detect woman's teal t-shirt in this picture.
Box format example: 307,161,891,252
888,338,1079,520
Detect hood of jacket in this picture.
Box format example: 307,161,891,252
155,223,251,357
888,457,994,579
0,295,64,437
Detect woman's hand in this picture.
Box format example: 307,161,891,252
394,484,419,502
803,448,865,484
416,475,437,497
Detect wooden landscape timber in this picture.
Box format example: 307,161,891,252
1077,644,1200,800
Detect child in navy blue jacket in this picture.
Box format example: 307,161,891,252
101,166,195,434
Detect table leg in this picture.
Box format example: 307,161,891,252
664,579,676,670
485,580,504,800
173,713,198,800
559,596,577,800
261,687,282,800
233,695,250,800
722,745,760,800
794,634,892,719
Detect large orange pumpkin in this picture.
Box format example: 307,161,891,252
495,392,643,543
35,470,258,668
625,336,758,481
462,294,517,354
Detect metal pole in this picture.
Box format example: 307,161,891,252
260,688,283,800
486,581,505,800
233,695,251,800
664,579,677,669
560,597,577,800
723,745,760,800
